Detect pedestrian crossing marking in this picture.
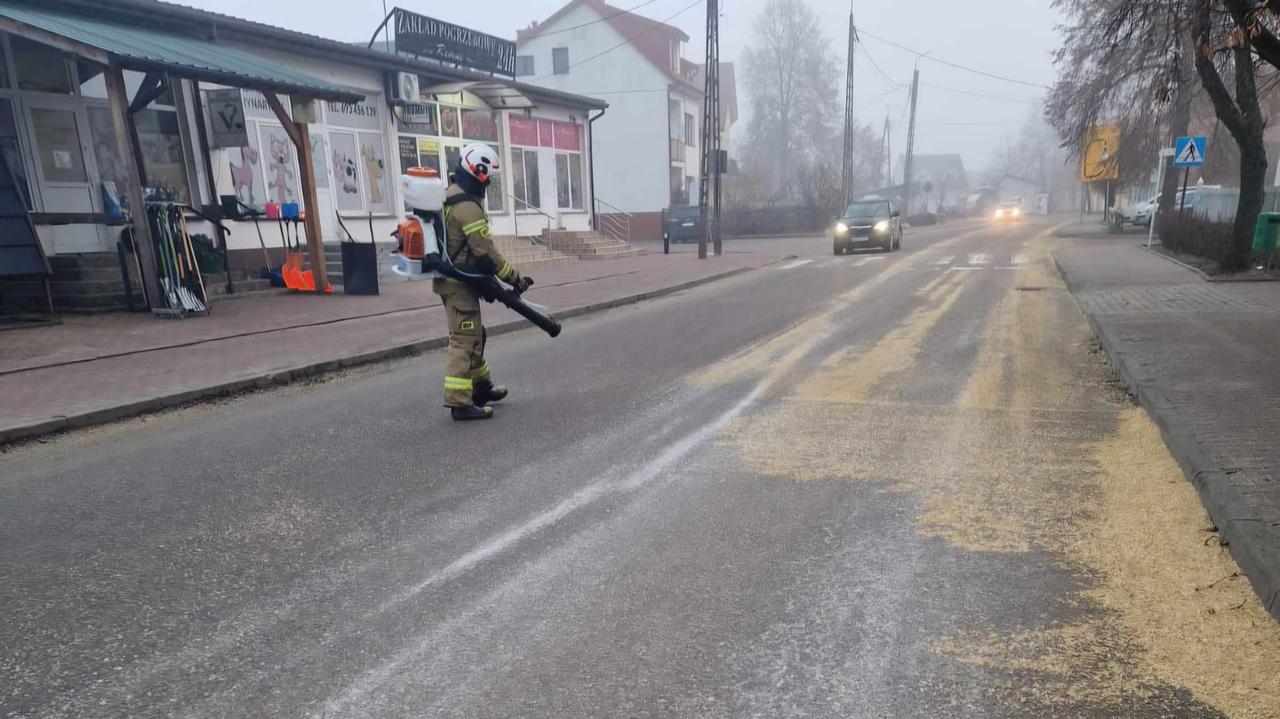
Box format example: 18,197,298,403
817,258,846,268
968,254,991,265
1011,254,1027,265
778,259,814,270
934,256,955,265
947,266,983,271
853,256,886,266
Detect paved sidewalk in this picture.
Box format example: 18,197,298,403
0,253,776,443
1054,236,1280,619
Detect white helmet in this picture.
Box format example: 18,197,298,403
457,142,501,184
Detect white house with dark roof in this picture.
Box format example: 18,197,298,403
518,0,731,239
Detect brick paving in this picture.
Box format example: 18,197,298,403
0,252,775,443
1055,237,1280,619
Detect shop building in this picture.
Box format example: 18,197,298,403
0,0,610,315
517,0,711,240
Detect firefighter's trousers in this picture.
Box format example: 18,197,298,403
435,280,492,407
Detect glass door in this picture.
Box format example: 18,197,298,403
23,96,103,253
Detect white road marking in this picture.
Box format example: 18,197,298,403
933,256,955,265
778,259,814,270
947,266,984,272
968,253,991,265
377,389,762,614
818,258,847,268
1011,253,1028,265
853,256,887,266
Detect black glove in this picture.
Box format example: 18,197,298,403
512,274,534,294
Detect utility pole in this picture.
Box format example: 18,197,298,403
698,0,722,259
901,65,920,216
877,114,890,189
840,9,858,205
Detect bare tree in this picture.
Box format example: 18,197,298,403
1046,0,1194,212
1192,0,1269,269
741,0,839,188
1221,0,1280,69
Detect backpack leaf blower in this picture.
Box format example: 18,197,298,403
395,169,562,338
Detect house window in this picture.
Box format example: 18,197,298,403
552,47,570,75
516,55,535,76
671,40,680,72
511,147,541,210
684,113,695,147
555,152,583,210
12,37,72,94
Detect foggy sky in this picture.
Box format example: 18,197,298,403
182,0,1063,174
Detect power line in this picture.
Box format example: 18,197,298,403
859,28,1051,89
921,82,1041,105
527,0,704,82
525,0,664,38
918,120,1019,126
858,42,906,88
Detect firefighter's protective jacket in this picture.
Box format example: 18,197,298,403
441,183,517,282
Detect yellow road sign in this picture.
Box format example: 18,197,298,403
1080,124,1120,182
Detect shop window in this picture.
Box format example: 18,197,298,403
31,108,87,183
511,148,540,210
135,108,190,202
12,37,72,94
555,152,582,210
516,55,535,77
86,106,133,203
552,47,569,75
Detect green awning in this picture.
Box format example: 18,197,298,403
0,2,361,102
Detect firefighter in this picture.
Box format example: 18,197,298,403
436,142,533,421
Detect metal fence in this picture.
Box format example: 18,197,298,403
1129,186,1280,222
719,206,836,237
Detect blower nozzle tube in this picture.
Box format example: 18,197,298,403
434,259,562,338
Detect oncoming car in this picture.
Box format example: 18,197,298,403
832,199,902,254
992,199,1024,222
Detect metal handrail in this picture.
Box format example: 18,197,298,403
508,193,557,222
508,193,554,247
593,197,633,218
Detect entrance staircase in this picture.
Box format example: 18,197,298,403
541,229,645,261
1,253,133,314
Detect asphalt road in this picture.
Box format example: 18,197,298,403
3,218,1276,718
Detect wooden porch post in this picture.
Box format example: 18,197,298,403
263,92,329,293
104,65,163,308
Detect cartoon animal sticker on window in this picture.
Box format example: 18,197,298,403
231,145,260,206
362,141,384,204
266,134,296,204
334,148,359,195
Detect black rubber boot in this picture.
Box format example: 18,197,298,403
450,404,494,421
473,380,509,406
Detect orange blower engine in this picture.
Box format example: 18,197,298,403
391,167,446,279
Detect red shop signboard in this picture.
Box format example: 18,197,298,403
552,122,581,151
508,116,538,146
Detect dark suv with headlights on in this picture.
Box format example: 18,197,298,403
833,199,902,254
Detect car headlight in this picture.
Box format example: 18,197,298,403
994,209,1004,218
873,220,890,233
1011,208,1022,217
835,222,849,233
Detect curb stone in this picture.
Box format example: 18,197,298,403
1052,249,1280,622
0,264,765,447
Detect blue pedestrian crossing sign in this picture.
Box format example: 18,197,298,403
1173,136,1207,168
